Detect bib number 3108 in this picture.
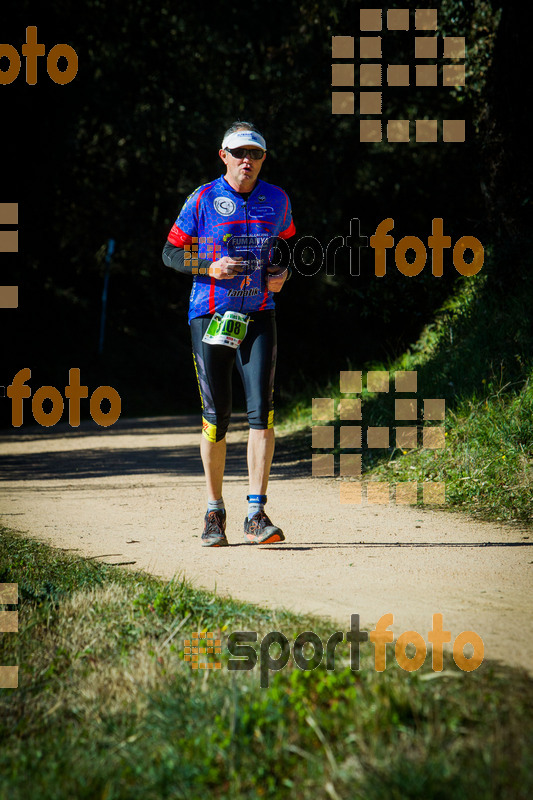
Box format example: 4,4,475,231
202,310,250,349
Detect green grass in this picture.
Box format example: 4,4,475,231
371,373,533,522
277,244,533,524
0,528,532,799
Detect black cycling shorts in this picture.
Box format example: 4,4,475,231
190,310,277,442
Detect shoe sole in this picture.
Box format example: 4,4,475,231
201,538,229,547
244,531,285,545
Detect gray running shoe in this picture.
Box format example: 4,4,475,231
243,510,285,544
201,509,229,547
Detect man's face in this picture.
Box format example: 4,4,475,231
219,139,266,192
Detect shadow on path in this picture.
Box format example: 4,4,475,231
230,542,532,549
0,415,310,482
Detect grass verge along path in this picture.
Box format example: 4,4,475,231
1,528,532,800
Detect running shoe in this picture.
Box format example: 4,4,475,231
243,510,285,544
201,509,229,547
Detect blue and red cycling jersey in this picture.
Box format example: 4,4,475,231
167,175,295,323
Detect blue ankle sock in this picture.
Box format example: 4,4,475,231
247,494,267,520
207,498,225,513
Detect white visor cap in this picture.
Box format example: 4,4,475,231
222,129,267,151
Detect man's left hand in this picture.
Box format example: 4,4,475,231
267,266,289,293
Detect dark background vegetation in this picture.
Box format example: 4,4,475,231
1,0,530,423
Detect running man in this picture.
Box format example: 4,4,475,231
163,121,295,546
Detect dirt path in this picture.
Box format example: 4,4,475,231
1,415,531,672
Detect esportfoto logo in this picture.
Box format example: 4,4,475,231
312,369,446,505
184,613,484,687
0,584,19,689
331,8,467,143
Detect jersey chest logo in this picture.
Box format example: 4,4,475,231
249,204,275,217
214,196,236,216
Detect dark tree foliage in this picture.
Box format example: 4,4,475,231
1,0,525,419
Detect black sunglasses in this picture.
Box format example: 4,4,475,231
225,147,265,160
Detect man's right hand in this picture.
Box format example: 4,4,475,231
209,256,244,279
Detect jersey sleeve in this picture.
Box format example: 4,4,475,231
167,185,203,246
278,193,296,239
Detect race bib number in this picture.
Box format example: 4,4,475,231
202,310,249,349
